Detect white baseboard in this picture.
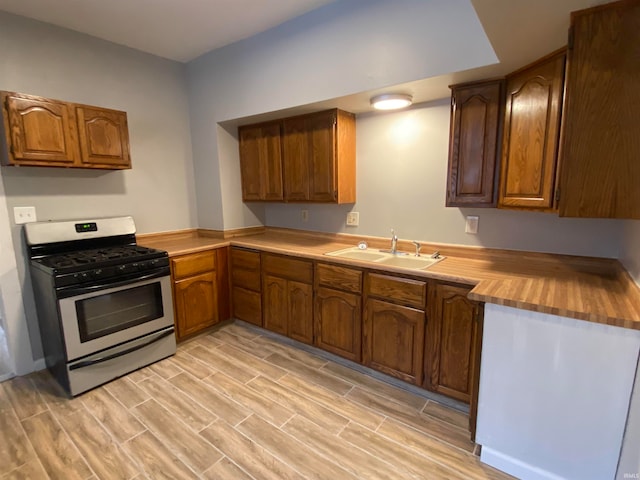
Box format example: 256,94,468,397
0,372,14,382
480,447,565,480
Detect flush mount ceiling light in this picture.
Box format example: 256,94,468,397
370,93,413,110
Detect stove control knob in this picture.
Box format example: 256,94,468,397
117,265,128,273
79,272,91,282
93,269,103,278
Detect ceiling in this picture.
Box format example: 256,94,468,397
0,0,337,62
0,0,610,117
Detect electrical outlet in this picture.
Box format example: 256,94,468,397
465,215,479,234
14,206,37,224
301,209,309,222
346,211,359,226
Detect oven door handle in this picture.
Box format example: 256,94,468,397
57,268,169,298
68,328,175,371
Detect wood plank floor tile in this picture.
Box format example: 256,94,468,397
202,456,254,480
224,324,262,341
168,373,250,426
188,345,257,384
3,377,47,420
138,375,217,431
246,375,348,434
132,399,222,474
423,400,469,430
57,409,139,480
278,373,385,431
237,414,358,480
377,418,514,480
216,344,287,381
322,362,428,410
103,376,150,409
252,336,328,369
21,411,92,480
210,330,274,359
0,409,35,472
264,352,352,395
80,389,145,443
30,371,84,418
199,419,300,480
203,372,294,428
2,458,49,480
0,383,12,412
346,386,475,452
191,335,224,350
147,357,184,379
282,415,406,480
123,367,155,384
339,421,467,480
167,350,215,380
123,431,198,480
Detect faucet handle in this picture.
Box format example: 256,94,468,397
390,228,397,239
411,241,421,257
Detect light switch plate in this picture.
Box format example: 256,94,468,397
465,215,479,234
301,209,309,222
14,206,37,224
346,211,359,226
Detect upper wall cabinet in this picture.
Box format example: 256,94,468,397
498,50,566,211
1,91,131,170
238,108,356,204
558,0,640,219
238,121,284,201
446,79,503,207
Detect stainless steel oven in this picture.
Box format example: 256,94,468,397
25,216,176,396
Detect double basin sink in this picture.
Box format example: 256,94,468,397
324,246,445,270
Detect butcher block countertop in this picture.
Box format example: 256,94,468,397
138,227,640,331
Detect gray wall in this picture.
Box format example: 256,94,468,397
622,220,640,286
265,101,624,257
186,0,496,230
0,11,197,359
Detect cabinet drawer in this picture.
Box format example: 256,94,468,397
262,254,312,283
231,267,261,292
316,263,362,293
171,251,216,280
231,248,261,270
365,273,427,309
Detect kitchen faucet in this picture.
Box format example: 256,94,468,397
390,229,398,254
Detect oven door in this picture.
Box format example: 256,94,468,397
58,274,174,361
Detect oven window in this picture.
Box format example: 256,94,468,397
75,283,164,342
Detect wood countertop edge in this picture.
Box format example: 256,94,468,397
138,228,640,330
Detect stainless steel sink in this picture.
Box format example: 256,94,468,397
324,246,444,270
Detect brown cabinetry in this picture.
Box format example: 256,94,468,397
230,247,262,326
1,91,131,170
171,251,219,340
446,79,503,207
314,263,363,362
238,121,283,201
424,282,483,438
558,1,640,219
238,108,356,204
363,273,426,385
262,254,313,344
498,50,566,210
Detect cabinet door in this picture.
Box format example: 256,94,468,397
315,287,361,362
306,110,336,202
499,51,565,210
174,271,218,339
446,80,503,207
363,298,425,385
239,122,283,201
76,106,130,168
232,286,262,326
424,283,480,403
262,274,288,335
282,115,310,201
559,1,640,219
287,281,313,345
3,93,78,166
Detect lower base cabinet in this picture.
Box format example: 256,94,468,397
315,286,362,362
363,298,425,385
262,254,313,344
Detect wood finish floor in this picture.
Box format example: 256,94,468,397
0,322,513,479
